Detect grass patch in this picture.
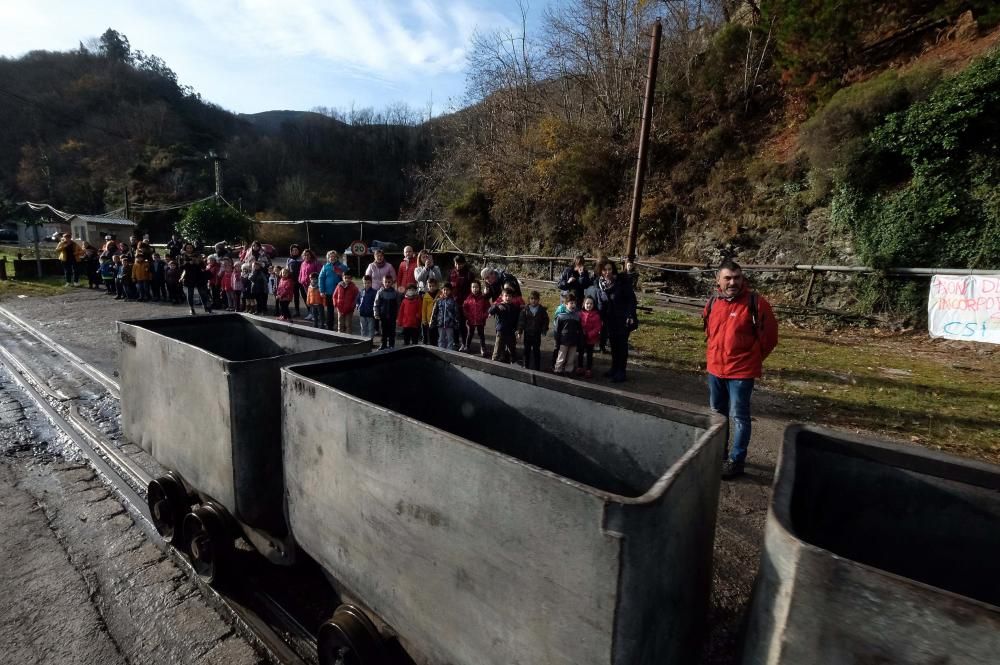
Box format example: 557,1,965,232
631,305,1000,462
0,246,67,300
0,276,68,300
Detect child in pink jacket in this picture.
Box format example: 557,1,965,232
276,268,295,320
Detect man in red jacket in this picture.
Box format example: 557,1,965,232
703,259,778,479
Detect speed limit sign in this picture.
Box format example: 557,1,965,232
349,240,368,255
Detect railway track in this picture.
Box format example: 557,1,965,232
0,305,320,665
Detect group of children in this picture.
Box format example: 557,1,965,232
90,240,616,380
96,244,288,317
348,272,604,378
98,249,181,303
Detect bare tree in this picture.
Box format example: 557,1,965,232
543,0,653,137
465,0,539,141
658,0,728,87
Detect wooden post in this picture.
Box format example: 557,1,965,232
803,270,817,306
625,19,662,262
549,260,555,281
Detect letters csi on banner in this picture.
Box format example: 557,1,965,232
928,275,1000,344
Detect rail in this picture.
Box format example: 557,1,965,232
0,311,314,665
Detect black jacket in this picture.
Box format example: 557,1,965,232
489,301,522,334
557,266,592,305
486,270,521,300
518,305,549,337
374,287,400,321
591,276,637,335
250,270,269,297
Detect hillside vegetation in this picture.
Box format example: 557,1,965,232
0,29,437,239
410,0,1000,313
2,5,999,315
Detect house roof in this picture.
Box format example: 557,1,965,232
66,215,136,227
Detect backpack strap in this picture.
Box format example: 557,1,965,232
702,295,717,337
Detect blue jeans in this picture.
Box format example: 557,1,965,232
360,316,375,338
708,374,755,464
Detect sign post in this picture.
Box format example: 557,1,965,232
928,275,1000,344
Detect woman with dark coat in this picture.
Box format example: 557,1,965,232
592,259,637,383
179,243,213,315
285,244,305,316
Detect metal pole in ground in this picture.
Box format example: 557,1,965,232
625,18,662,264
33,220,42,278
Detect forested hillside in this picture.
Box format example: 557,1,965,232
3,3,1000,315
0,29,437,238
410,0,1000,312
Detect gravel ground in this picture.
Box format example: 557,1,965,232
0,319,266,664
1,285,789,664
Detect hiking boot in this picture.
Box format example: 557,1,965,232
721,459,745,480
610,372,626,383
574,367,585,376
584,369,592,379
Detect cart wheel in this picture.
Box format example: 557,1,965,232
182,502,234,584
147,473,189,545
318,605,383,665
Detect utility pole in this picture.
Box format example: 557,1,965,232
124,187,130,220
625,18,662,263
208,150,226,200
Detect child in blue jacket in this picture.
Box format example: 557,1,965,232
356,274,379,338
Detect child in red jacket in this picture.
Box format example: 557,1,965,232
332,272,360,333
398,283,423,345
578,295,603,378
462,280,490,356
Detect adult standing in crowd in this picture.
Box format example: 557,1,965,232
100,237,120,261
319,250,348,330
55,233,79,286
178,243,212,315
450,254,475,342
482,266,521,301
241,240,271,268
557,254,592,306
413,250,441,293
365,249,396,285
166,233,184,259
126,235,141,260
298,248,324,320
702,259,778,479
286,244,306,317
591,259,637,384
396,245,418,293
208,242,230,263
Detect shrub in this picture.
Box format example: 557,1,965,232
830,49,1000,269
175,200,250,244
801,65,941,183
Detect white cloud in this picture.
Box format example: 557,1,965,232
177,0,512,78
0,0,522,112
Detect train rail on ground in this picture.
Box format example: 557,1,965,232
0,304,318,665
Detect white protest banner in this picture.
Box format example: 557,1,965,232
928,275,1000,344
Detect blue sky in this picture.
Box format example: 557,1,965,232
0,0,553,116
